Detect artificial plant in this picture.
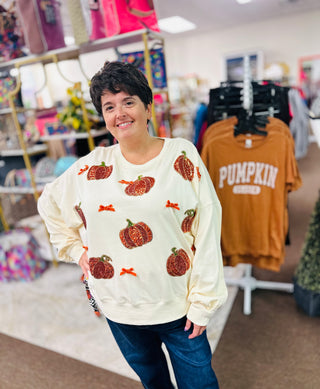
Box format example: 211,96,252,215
295,195,320,293
57,82,95,132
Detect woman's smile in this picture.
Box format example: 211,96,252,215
117,121,134,129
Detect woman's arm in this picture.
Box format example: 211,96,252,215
37,180,85,264
186,152,228,327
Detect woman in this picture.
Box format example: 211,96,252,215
38,61,227,389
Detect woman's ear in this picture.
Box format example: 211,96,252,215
146,103,152,119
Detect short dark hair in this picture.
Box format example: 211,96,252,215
89,61,153,115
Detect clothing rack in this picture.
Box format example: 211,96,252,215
222,56,294,315
225,264,294,315
207,81,283,126
207,59,292,128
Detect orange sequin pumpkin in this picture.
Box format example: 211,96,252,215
174,151,194,181
124,175,155,196
87,162,113,180
119,219,153,249
166,247,190,276
89,255,114,279
181,209,196,233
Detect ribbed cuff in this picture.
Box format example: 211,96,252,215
186,304,212,327
68,244,86,265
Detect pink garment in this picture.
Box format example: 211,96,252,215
90,3,107,40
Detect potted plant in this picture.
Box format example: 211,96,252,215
293,195,320,317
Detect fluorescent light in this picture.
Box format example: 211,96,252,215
158,16,196,34
236,0,252,4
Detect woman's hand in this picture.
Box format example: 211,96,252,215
79,250,90,279
185,318,207,339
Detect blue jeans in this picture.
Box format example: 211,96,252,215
106,316,219,389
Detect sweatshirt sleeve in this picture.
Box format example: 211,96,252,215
187,153,228,326
37,168,85,264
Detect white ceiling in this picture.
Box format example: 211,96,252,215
154,0,320,37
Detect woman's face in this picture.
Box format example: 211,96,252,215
101,90,152,143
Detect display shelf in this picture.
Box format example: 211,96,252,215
81,29,163,54
0,107,29,115
39,128,108,141
0,144,48,157
35,176,56,184
150,87,168,95
0,29,163,71
0,46,79,71
0,108,13,115
0,185,44,194
0,175,55,195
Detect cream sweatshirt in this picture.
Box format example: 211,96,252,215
38,137,227,326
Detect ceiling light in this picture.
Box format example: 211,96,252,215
236,0,252,4
158,16,196,34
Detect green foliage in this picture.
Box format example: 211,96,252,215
295,196,320,292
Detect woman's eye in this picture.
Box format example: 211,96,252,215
125,101,134,106
105,106,113,112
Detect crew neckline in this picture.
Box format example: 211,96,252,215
116,137,167,167
231,131,269,150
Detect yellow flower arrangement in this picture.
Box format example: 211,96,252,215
57,83,95,132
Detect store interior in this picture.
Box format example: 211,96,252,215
0,1,320,388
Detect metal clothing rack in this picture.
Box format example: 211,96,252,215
225,264,294,315
224,56,294,315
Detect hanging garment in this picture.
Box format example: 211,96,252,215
101,0,160,37
207,83,291,127
16,0,65,54
66,0,90,45
193,103,208,148
288,88,310,160
89,0,107,40
201,118,301,271
0,4,25,61
203,117,297,175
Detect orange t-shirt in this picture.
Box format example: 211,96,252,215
201,120,302,271
202,117,300,192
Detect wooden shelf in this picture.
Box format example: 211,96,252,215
0,175,57,195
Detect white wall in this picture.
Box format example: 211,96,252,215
163,9,320,88
32,9,320,105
